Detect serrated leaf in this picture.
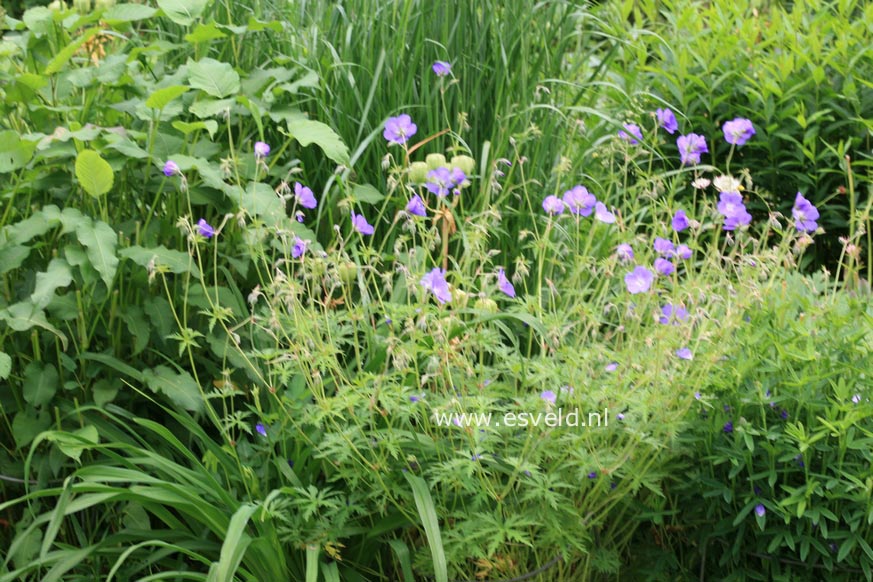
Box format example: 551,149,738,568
31,258,73,309
0,352,11,380
146,85,190,110
120,245,200,277
286,118,350,166
103,3,158,23
188,58,240,98
23,362,59,407
75,219,118,288
156,0,210,26
353,183,384,204
75,150,114,198
142,366,204,413
172,120,218,138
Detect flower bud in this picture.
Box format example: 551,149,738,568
338,261,358,283
408,161,429,185
425,153,447,170
450,155,476,175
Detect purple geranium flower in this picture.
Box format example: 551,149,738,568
562,185,596,216
163,160,180,177
656,108,678,134
676,347,693,360
654,237,675,257
659,304,689,325
432,61,451,76
541,390,556,404
497,268,516,298
677,133,708,165
542,195,565,215
605,362,618,372
755,504,766,517
294,182,318,209
425,167,454,197
672,209,689,232
723,420,733,433
616,243,634,262
722,118,756,146
594,202,616,223
351,212,375,235
654,257,675,276
625,266,654,294
792,192,819,233
196,218,214,238
588,471,598,479
255,423,267,437
618,123,643,144
406,195,427,217
852,394,861,404
677,244,693,260
383,114,417,145
717,191,752,231
254,141,270,158
292,237,308,259
420,267,451,303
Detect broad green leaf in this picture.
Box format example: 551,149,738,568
23,362,59,407
22,7,54,36
104,136,149,159
0,302,69,349
207,503,257,582
103,3,158,23
146,85,190,110
172,120,219,139
120,245,200,277
92,379,119,407
156,0,210,26
187,58,240,98
45,28,102,75
142,366,204,413
405,474,448,582
12,410,51,449
240,182,285,227
31,258,73,309
75,219,118,288
0,352,11,380
286,118,350,166
46,426,99,463
353,183,384,204
75,150,114,198
0,130,36,173
0,245,31,275
189,98,235,119
185,22,227,43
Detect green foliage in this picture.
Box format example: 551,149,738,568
599,0,873,268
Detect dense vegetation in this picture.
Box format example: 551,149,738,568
1,0,871,580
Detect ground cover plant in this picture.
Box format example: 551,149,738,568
1,0,871,580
